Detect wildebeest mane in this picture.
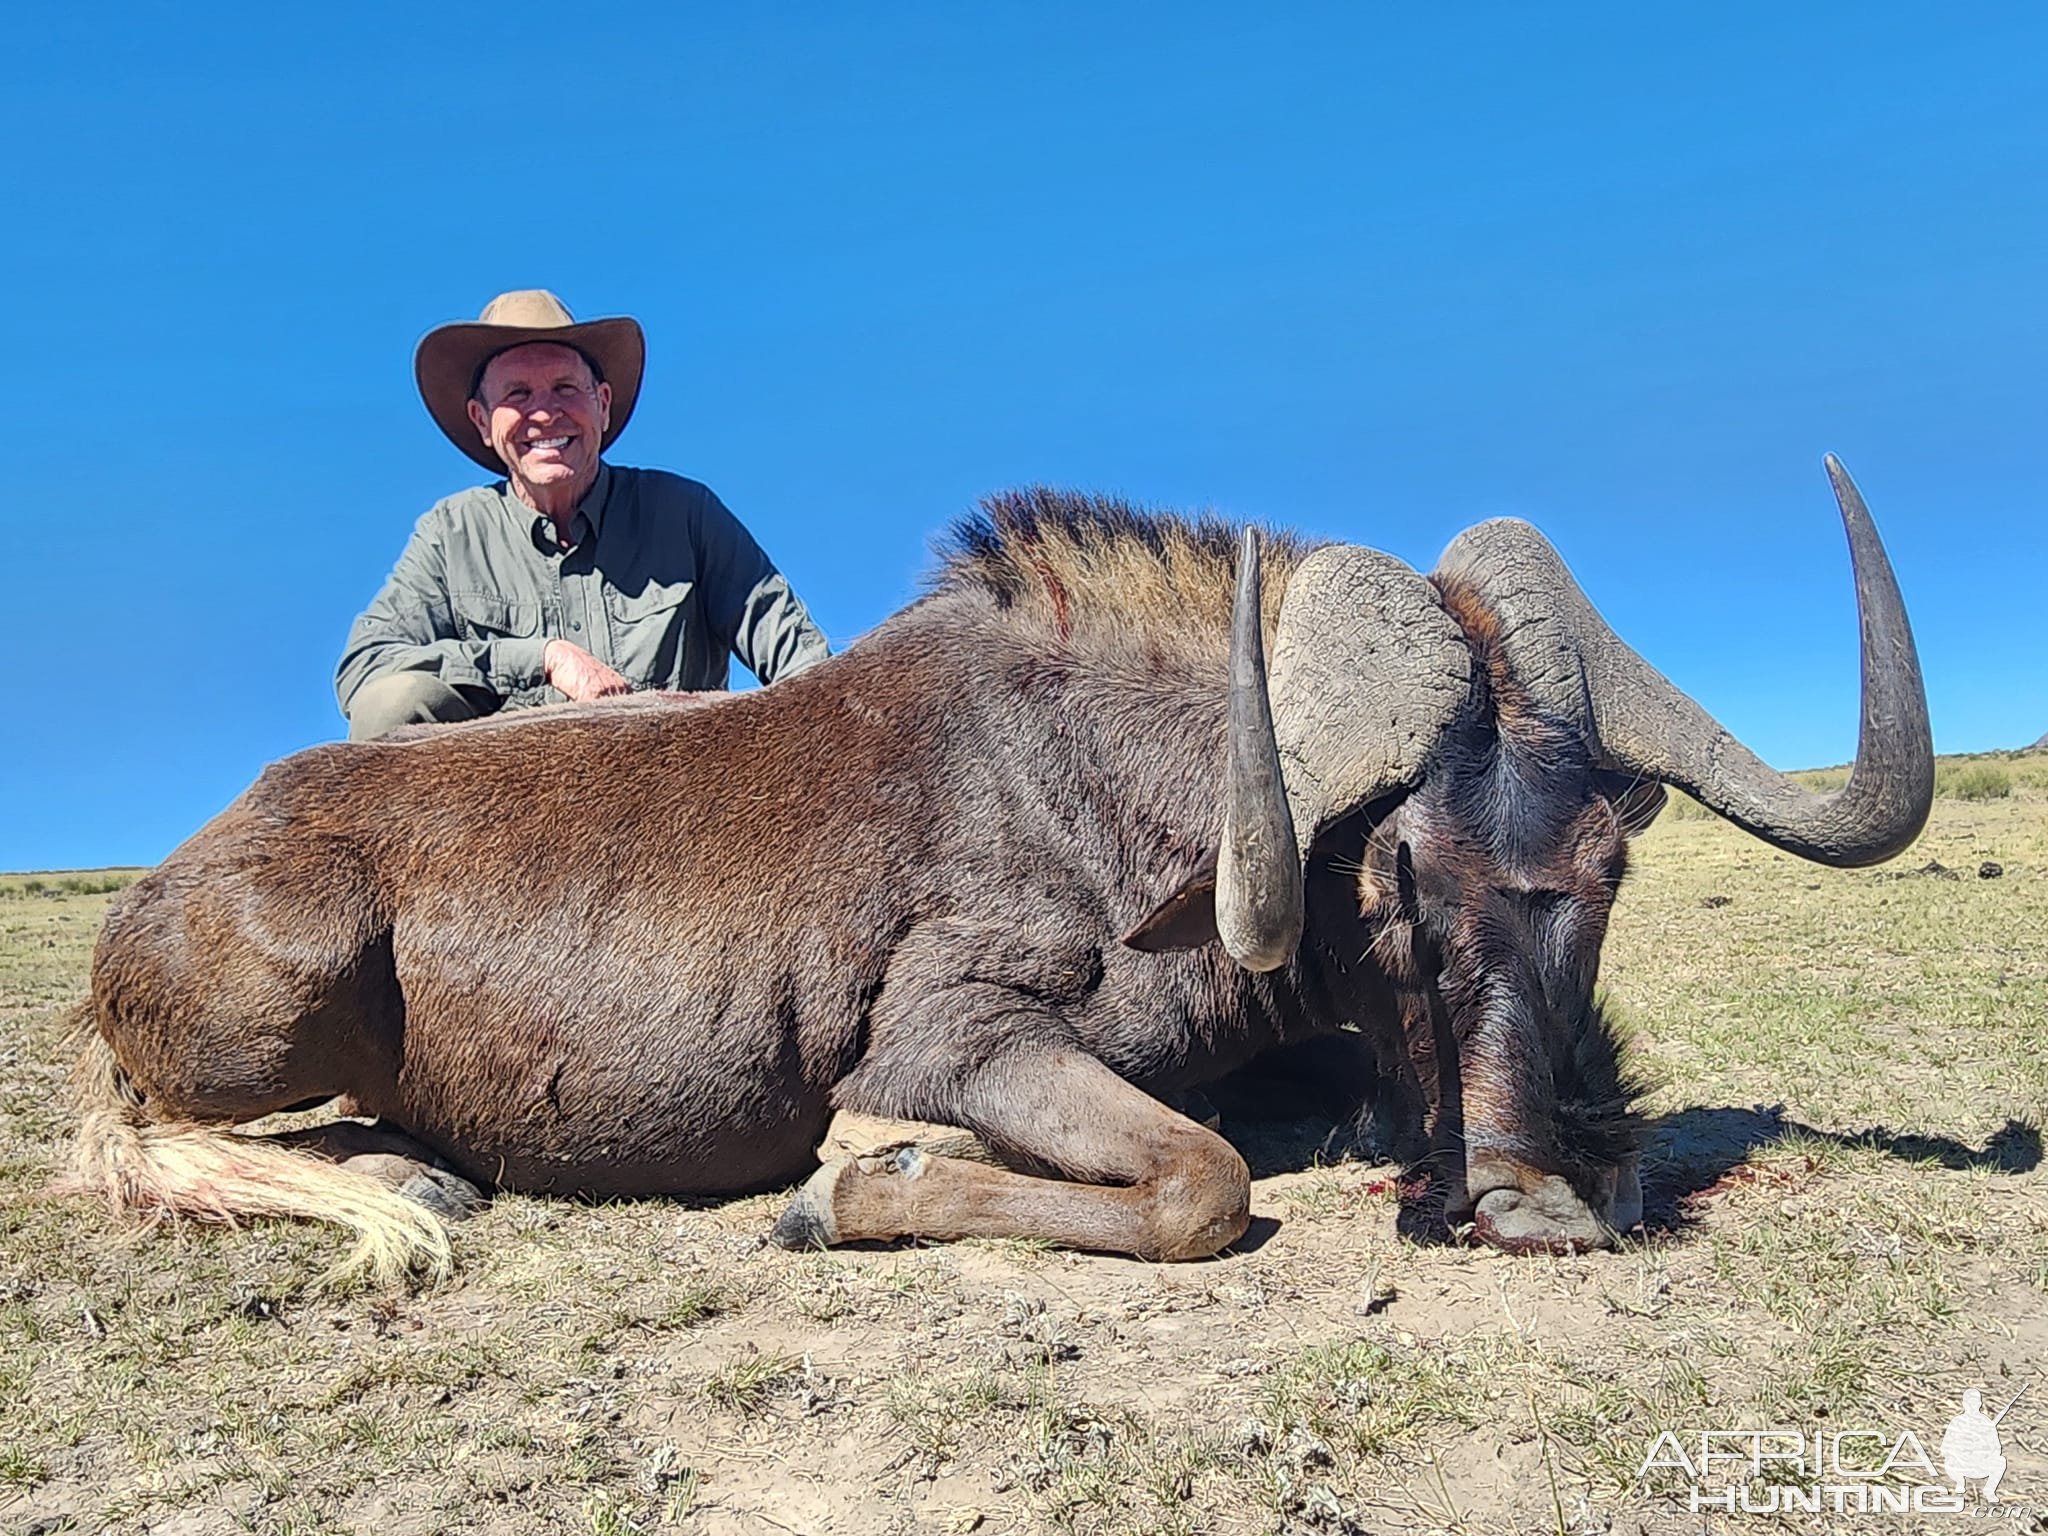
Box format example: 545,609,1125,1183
930,488,1315,647
1431,574,1547,744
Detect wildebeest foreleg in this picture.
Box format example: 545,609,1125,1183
772,1049,1250,1261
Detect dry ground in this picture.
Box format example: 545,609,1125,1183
2,758,2045,1535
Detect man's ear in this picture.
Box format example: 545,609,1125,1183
466,398,494,447
1602,776,1669,837
1120,847,1220,952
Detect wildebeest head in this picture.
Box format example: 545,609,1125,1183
1346,604,1666,1254
1139,457,1932,1253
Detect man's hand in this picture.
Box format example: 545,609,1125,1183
543,639,633,701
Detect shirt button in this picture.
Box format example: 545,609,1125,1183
570,620,582,631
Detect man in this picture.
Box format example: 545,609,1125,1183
337,290,830,740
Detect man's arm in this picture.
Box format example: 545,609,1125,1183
692,488,832,686
334,513,551,718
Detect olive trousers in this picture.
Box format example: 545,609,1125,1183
345,675,490,742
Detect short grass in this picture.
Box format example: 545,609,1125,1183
0,869,143,901
1667,747,2048,819
1,759,2043,1534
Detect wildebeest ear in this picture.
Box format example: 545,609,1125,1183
1121,848,1220,952
1600,775,1669,837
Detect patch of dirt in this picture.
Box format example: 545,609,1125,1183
1877,858,1963,881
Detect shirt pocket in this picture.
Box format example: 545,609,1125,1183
605,579,693,625
604,578,695,685
450,590,542,639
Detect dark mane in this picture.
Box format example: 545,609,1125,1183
928,487,1317,644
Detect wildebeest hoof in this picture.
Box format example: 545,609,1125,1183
1471,1177,1616,1255
770,1159,847,1250
396,1167,486,1222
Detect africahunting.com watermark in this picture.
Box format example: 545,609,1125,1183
1638,1386,2027,1515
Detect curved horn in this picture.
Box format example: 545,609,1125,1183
1216,531,1302,970
1431,456,1932,867
1215,532,1472,971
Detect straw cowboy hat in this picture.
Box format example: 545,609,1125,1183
415,290,646,473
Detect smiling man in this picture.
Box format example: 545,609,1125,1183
336,290,830,739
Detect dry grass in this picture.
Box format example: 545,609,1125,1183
2,761,2044,1533
0,869,142,901
1667,747,2048,820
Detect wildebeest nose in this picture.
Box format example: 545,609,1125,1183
1471,1176,1618,1254
1460,1154,1638,1255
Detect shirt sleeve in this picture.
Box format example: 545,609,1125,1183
691,487,832,686
333,509,551,718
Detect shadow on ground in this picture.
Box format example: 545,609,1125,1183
1219,1105,2042,1246
1636,1105,2041,1233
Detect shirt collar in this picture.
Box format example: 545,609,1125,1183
578,462,613,539
518,462,612,553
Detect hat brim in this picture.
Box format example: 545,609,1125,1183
415,315,646,474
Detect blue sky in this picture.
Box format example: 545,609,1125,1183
4,4,2042,870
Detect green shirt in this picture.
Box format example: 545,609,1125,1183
336,465,830,717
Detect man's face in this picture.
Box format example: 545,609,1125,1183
467,342,612,496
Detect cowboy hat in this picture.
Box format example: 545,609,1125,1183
414,289,646,473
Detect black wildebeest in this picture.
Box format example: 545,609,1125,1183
68,458,1930,1277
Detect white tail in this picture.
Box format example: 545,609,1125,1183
60,1025,451,1286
